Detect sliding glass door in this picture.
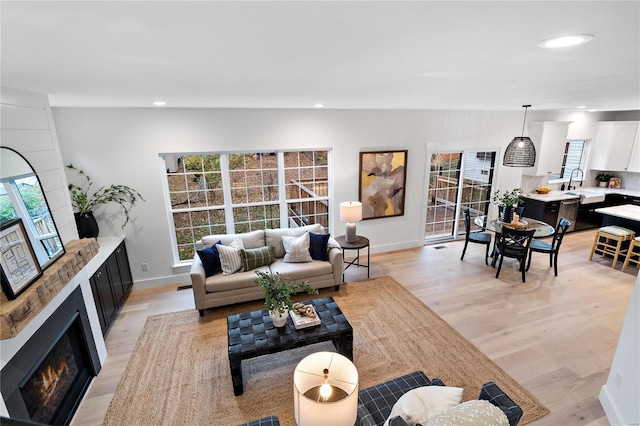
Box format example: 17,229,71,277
425,150,496,242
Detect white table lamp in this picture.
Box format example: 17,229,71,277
293,351,359,426
339,201,362,243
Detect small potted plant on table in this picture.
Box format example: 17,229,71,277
595,173,612,188
492,188,524,223
254,270,318,327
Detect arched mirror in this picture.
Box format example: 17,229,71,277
1,147,65,272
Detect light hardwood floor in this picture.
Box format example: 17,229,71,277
72,229,637,425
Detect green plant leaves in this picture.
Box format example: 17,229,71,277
254,270,318,314
66,164,145,229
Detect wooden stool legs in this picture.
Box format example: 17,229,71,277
589,226,635,268
622,238,640,272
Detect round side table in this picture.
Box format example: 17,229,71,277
335,235,370,281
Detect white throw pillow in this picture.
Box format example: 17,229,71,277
384,386,463,426
281,233,312,263
421,399,509,426
217,238,245,275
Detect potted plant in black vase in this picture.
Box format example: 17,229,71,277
254,270,318,327
66,164,145,238
492,188,524,223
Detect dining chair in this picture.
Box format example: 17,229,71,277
494,227,536,282
461,209,492,265
491,205,524,266
526,218,571,276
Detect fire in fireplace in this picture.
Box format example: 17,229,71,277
20,323,84,424
1,286,100,425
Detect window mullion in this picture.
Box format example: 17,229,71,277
276,152,288,226
6,181,49,263
220,154,235,232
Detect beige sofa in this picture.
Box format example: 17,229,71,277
190,224,343,316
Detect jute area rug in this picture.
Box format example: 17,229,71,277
104,276,548,425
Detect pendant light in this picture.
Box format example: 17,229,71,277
503,105,536,167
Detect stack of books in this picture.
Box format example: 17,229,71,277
289,305,321,329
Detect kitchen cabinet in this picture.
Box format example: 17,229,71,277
606,194,640,206
590,121,639,172
522,121,572,176
575,194,640,231
575,200,608,231
522,198,561,226
89,240,133,336
628,134,640,173
523,197,579,230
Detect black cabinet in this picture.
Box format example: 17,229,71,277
575,201,607,231
115,243,133,293
605,193,640,206
90,263,116,331
522,198,560,226
89,240,133,336
527,192,640,233
575,194,640,231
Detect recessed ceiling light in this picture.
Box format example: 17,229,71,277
588,109,598,112
538,34,594,49
576,105,586,109
153,101,166,106
314,103,325,108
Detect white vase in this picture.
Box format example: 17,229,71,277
599,182,607,187
269,310,288,327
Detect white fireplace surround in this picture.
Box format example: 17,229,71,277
0,239,122,418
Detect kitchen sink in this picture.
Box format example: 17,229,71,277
563,190,606,204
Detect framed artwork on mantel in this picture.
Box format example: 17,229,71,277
359,150,408,220
1,218,42,300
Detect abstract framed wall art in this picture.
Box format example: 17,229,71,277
1,218,42,300
359,150,408,220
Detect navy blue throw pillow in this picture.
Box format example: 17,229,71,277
197,240,223,277
309,232,330,261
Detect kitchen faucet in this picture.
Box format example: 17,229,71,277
568,168,584,190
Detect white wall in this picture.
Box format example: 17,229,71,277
599,275,640,426
51,107,628,288
1,87,78,243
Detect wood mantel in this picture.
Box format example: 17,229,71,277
0,238,99,340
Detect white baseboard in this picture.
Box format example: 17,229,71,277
370,239,423,254
133,273,191,289
599,385,623,426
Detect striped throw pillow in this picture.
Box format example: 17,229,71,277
217,238,245,275
241,246,275,271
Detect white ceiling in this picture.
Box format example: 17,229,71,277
2,1,639,111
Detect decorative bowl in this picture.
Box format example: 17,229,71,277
536,188,551,194
499,219,528,228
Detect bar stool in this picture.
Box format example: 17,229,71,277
622,236,640,272
589,226,635,268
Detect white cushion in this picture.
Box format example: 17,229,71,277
384,386,463,426
217,238,245,275
265,224,323,258
600,226,634,237
282,232,312,263
422,399,509,426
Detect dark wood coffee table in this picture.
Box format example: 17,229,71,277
226,296,353,396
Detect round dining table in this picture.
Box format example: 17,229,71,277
474,216,555,238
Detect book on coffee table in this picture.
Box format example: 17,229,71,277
289,306,321,329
